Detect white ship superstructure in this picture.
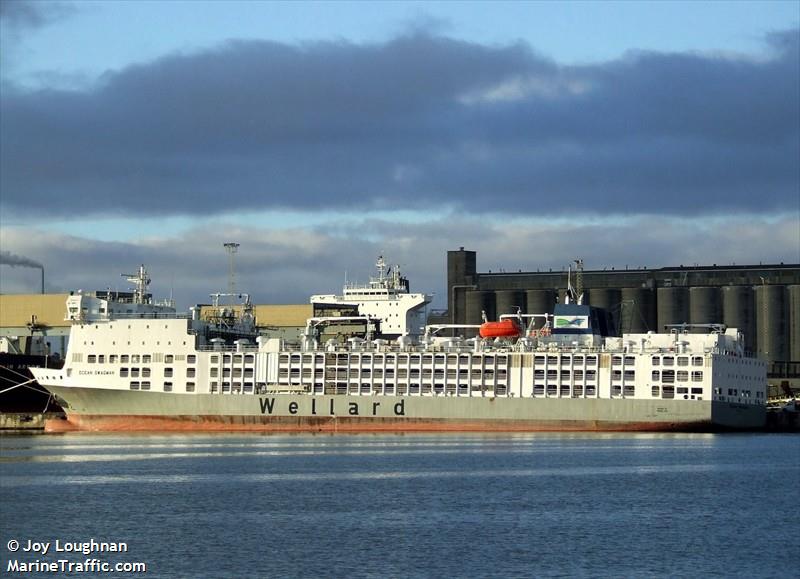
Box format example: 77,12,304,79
66,265,177,321
310,256,432,338
32,263,767,432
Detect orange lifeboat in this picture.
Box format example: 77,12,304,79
479,319,521,339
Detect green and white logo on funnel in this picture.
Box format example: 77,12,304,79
554,315,589,329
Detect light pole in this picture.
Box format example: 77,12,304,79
224,242,240,302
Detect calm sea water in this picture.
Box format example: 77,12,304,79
1,433,797,578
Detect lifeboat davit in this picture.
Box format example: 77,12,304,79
479,319,521,339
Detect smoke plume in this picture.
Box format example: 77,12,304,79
0,250,43,269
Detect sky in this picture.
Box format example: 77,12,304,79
1,0,798,309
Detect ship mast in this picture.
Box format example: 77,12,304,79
121,265,151,305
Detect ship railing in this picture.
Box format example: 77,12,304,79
106,312,190,320
196,345,260,352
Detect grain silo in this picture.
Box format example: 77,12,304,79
789,285,800,362
620,287,656,333
722,285,755,353
466,290,496,325
755,285,788,364
656,287,689,331
689,287,722,333
495,290,525,318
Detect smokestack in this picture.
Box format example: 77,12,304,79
0,250,45,293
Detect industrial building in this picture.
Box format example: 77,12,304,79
436,248,800,392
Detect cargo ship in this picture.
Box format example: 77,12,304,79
1,335,63,416
31,260,767,432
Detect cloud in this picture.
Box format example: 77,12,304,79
0,0,75,30
2,214,797,308
1,29,797,220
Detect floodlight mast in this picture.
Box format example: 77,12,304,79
224,242,240,304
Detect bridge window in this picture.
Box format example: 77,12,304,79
87,355,96,364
